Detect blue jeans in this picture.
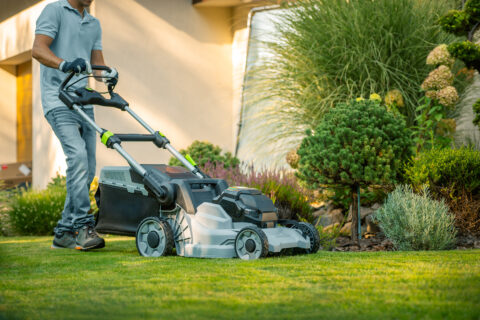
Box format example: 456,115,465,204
45,106,96,235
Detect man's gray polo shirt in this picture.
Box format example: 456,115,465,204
35,0,102,115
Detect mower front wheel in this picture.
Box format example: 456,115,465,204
235,226,269,260
136,217,174,257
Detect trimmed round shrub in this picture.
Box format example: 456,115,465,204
297,99,412,238
374,185,456,250
168,140,239,169
297,100,412,188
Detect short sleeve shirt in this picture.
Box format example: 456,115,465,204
35,0,102,115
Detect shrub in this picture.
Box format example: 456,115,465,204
244,0,457,153
5,182,66,235
448,41,480,69
297,99,412,239
169,140,239,169
438,10,471,36
405,147,480,196
464,0,480,19
202,162,314,222
374,185,456,250
405,147,480,235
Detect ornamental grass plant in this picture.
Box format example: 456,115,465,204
374,185,457,251
244,0,458,153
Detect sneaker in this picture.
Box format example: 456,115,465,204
51,232,76,249
75,225,105,250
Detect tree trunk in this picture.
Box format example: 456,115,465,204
351,184,359,243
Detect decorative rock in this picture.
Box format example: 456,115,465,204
323,222,340,233
312,208,327,218
371,203,382,210
317,208,344,227
366,215,381,234
474,240,480,249
340,222,352,235
347,206,374,222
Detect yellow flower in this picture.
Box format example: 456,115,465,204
369,93,382,102
356,97,365,102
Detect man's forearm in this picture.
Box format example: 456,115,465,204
32,39,63,69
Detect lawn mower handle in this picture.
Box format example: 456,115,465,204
58,64,206,186
59,65,111,91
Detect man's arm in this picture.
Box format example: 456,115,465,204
32,34,63,69
91,50,105,81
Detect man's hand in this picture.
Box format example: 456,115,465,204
59,58,92,74
101,68,119,86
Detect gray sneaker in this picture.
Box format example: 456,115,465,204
75,225,105,250
51,232,76,249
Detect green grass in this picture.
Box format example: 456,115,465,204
1,236,479,320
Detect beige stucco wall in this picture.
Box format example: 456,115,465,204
0,0,268,188
0,65,17,163
93,0,234,170
0,0,64,188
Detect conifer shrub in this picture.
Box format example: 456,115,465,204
297,99,412,239
374,185,457,250
169,140,239,169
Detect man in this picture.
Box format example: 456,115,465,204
32,0,117,250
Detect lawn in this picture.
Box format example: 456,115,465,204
0,236,479,320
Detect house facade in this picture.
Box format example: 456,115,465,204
0,0,273,188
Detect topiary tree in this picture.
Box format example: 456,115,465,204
168,140,239,169
297,99,412,241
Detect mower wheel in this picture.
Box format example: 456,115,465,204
235,226,268,260
136,217,174,257
291,222,320,254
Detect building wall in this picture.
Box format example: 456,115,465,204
0,0,267,188
93,0,234,171
0,66,17,163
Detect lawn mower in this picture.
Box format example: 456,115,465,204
59,65,320,260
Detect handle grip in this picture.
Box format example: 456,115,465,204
91,65,112,72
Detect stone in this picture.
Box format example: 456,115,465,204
347,205,374,222
316,208,344,227
312,208,327,218
371,203,382,210
340,222,352,236
323,222,340,233
366,215,381,234
474,240,480,249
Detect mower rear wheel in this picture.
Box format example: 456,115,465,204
291,222,320,254
136,217,174,257
235,226,268,260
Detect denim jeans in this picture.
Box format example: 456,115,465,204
45,106,96,235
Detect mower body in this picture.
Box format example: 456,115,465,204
95,165,311,258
